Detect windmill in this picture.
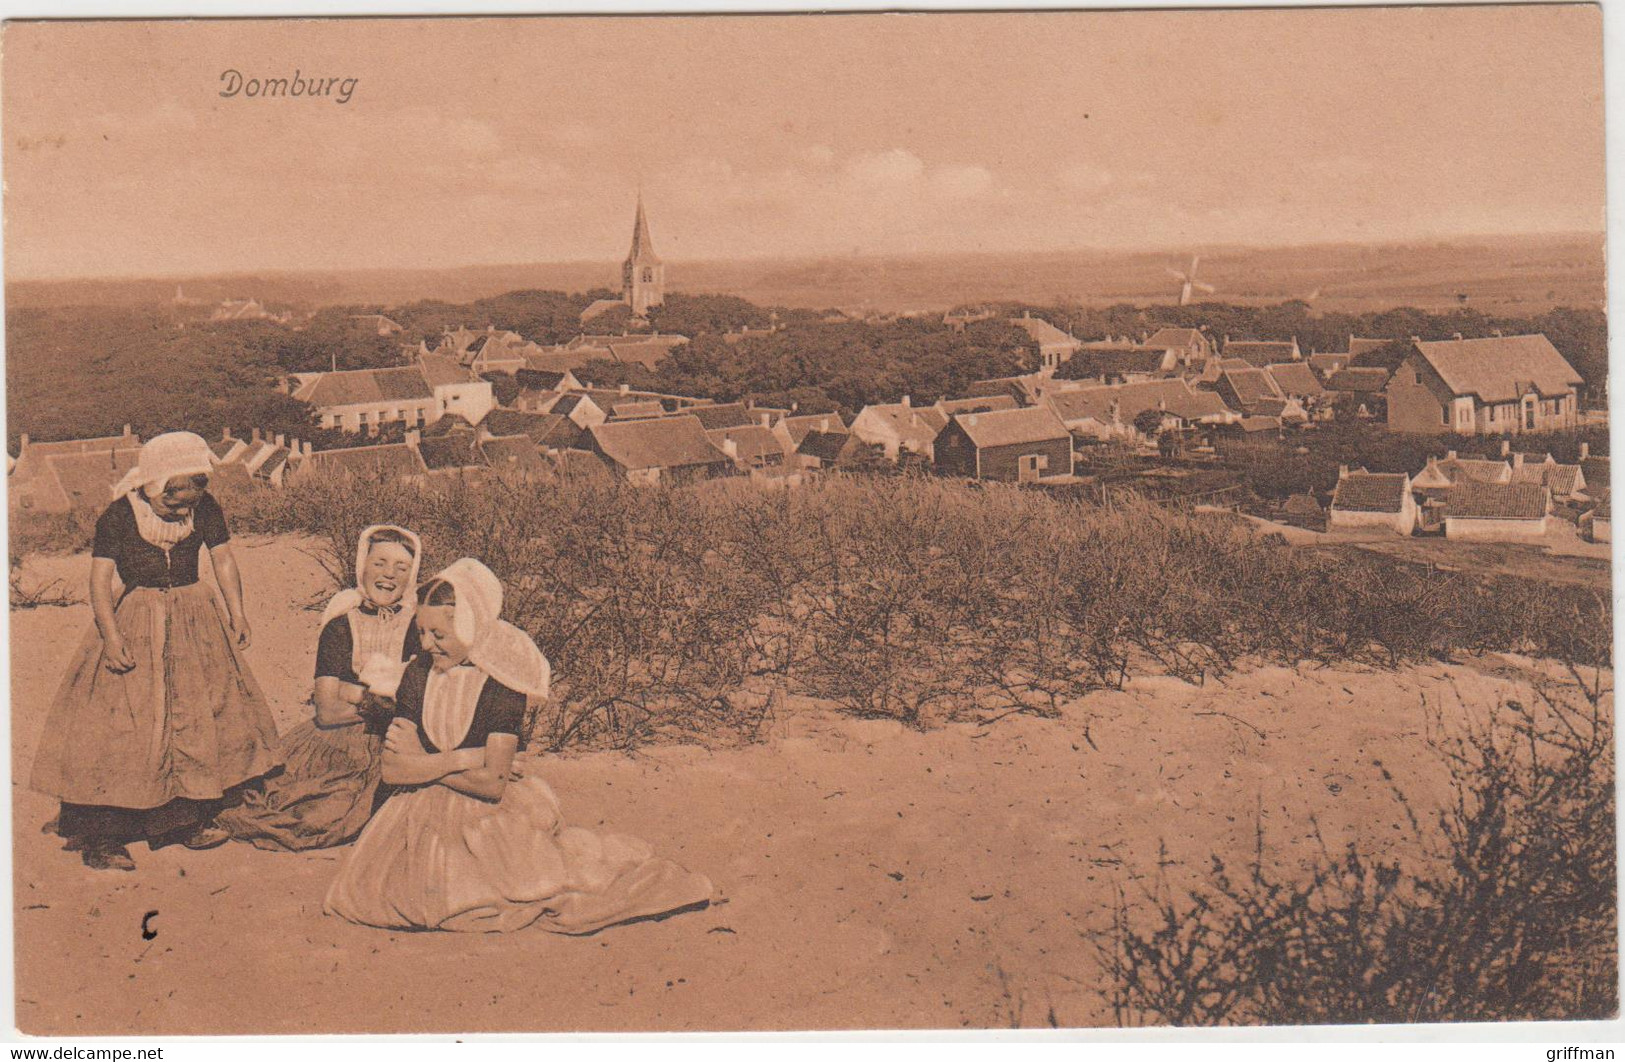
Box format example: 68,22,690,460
1167,254,1215,306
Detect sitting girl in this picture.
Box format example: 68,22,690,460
324,558,713,934
219,525,423,851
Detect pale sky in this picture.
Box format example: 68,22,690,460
0,8,1606,279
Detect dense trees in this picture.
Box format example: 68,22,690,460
10,285,1605,451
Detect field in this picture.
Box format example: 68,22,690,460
8,474,1614,1030
10,531,1611,1033
8,232,1604,316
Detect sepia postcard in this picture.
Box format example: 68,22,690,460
0,6,1615,1039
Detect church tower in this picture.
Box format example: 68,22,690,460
621,195,665,318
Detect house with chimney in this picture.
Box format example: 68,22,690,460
290,357,493,434
1329,468,1417,536
9,427,142,513
1385,334,1583,435
1142,327,1214,367
1009,313,1083,371
1443,481,1552,541
587,415,734,486
1221,337,1302,366
850,398,950,460
1045,379,1234,443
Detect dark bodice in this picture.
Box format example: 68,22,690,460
92,492,229,590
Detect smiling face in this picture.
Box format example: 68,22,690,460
145,474,207,519
416,603,472,671
359,541,413,609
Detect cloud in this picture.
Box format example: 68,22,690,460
842,148,926,186
930,164,994,200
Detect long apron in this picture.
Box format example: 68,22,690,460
30,582,282,812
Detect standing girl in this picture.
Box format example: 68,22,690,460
219,525,422,852
325,558,713,934
31,431,282,871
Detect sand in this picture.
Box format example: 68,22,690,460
9,536,1607,1034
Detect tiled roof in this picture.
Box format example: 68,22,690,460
1144,327,1207,349
298,443,425,481
936,395,1019,416
1223,341,1297,367
518,370,569,391
297,366,434,408
1282,493,1324,516
855,403,949,450
1069,348,1172,378
798,430,856,463
610,400,667,421
777,413,848,448
1437,456,1511,484
688,403,761,431
589,415,731,472
1412,335,1583,403
1223,367,1283,408
1326,367,1392,393
1581,455,1610,490
1348,337,1393,356
1236,415,1283,433
1510,459,1584,496
479,435,547,471
419,354,479,388
1265,362,1324,397
1009,316,1080,349
1047,379,1231,425
1308,353,1351,378
47,448,142,506
1445,481,1550,521
953,406,1071,449
209,438,242,460
417,434,485,472
483,409,568,443
1332,471,1409,514
707,425,786,464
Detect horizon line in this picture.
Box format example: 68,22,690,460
4,229,1605,288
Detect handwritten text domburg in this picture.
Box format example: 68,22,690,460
219,69,357,104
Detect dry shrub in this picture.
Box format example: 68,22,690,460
219,468,1612,749
1100,680,1616,1026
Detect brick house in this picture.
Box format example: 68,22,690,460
1385,334,1583,435
933,406,1073,482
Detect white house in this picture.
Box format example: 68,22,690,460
1329,468,1417,535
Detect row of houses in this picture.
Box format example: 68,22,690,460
1322,444,1607,542
1023,315,1587,438
420,325,690,377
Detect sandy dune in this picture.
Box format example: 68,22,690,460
9,536,1603,1034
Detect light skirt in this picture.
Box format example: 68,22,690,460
324,773,713,934
30,582,281,810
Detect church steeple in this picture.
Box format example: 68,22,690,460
622,194,665,318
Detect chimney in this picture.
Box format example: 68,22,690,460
1338,464,1350,478
123,424,133,438
252,428,262,443
1447,450,1458,460
1500,439,1511,458
967,413,979,427
1512,452,1524,469
19,433,29,452
274,433,285,448
1453,332,1463,341
745,397,755,410
619,383,630,395
1581,441,1591,460
901,395,911,407
819,417,831,432
405,429,421,449
722,437,738,458
304,440,314,458
759,412,771,428
222,427,233,442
